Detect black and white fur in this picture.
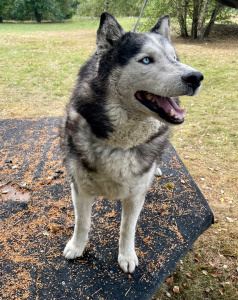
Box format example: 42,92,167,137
60,13,203,273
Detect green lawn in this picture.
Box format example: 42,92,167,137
0,18,237,299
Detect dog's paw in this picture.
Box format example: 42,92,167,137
155,167,162,177
63,239,85,259
118,252,139,273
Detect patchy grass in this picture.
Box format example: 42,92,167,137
0,18,136,118
0,19,237,299
154,25,238,300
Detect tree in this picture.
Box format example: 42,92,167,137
143,0,235,39
77,0,144,17
10,0,79,23
198,1,223,38
177,0,189,37
0,0,14,22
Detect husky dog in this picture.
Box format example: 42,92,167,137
60,13,203,273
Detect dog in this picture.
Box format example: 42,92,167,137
59,12,203,273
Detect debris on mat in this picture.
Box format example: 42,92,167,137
0,117,214,300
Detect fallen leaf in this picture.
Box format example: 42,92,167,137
194,254,201,262
208,261,218,269
219,289,225,295
183,283,189,288
105,209,116,218
165,291,171,298
50,225,58,232
2,187,10,194
202,270,208,275
210,272,218,277
223,264,228,269
205,287,211,293
165,182,174,189
186,272,193,279
143,236,151,243
173,286,180,293
226,217,234,223
166,276,174,283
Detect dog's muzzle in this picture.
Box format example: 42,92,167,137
182,71,204,94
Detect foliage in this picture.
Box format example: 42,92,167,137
0,0,13,22
76,0,235,38
0,0,79,22
77,0,144,17
141,0,236,38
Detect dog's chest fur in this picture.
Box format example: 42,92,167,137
61,110,169,200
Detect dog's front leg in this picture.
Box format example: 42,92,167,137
118,196,145,273
63,183,94,259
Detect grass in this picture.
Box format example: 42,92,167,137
0,18,237,299
0,18,136,118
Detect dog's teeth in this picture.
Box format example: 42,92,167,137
169,109,174,117
146,93,153,101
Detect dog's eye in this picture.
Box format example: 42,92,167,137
140,57,153,64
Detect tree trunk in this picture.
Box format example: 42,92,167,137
184,0,189,36
34,9,42,23
104,1,110,12
202,4,222,38
192,0,200,39
177,0,189,37
197,0,210,38
0,16,3,23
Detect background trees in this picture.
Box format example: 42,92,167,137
77,0,144,17
0,0,12,23
0,0,236,39
77,0,236,39
143,0,235,39
0,0,79,23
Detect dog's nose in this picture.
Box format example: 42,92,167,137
182,72,204,90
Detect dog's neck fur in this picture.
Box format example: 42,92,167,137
104,101,166,149
104,117,166,149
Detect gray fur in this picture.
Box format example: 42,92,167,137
59,13,203,273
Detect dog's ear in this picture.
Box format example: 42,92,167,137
150,15,170,41
96,12,125,56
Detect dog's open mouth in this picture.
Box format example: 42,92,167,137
135,91,186,124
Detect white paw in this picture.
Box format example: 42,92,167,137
63,239,85,259
155,167,162,177
118,252,139,273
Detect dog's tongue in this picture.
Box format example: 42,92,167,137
154,96,185,119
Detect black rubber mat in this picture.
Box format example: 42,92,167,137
0,117,214,300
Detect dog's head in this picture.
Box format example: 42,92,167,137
95,13,203,126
